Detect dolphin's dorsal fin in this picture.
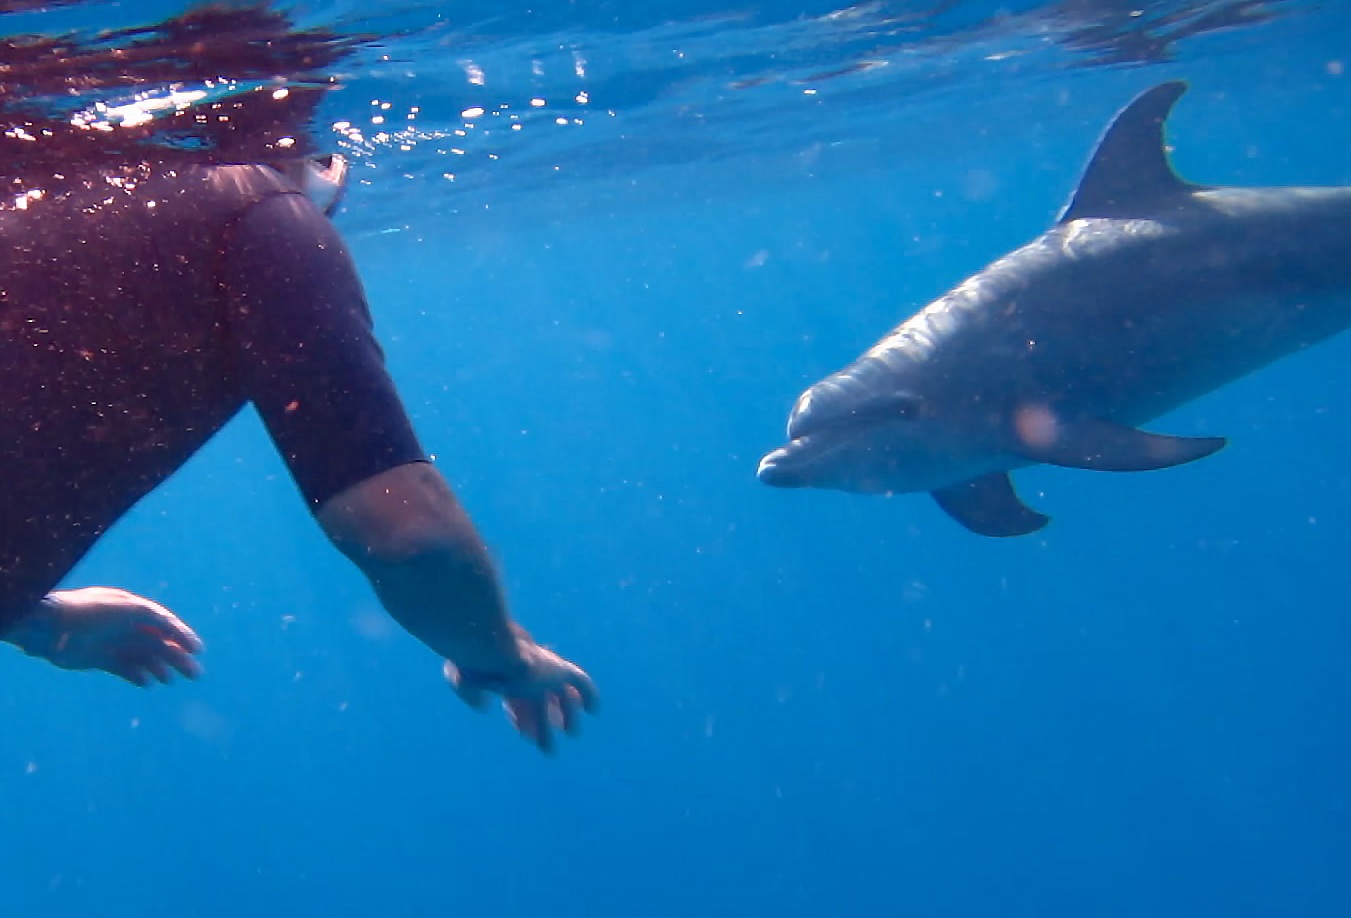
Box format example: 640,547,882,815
1057,81,1200,222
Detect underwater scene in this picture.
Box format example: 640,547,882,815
1,1,1348,915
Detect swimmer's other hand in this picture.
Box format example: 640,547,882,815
444,629,598,755
7,587,203,686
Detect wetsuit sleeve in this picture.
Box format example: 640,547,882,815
218,191,426,508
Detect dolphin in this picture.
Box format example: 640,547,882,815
757,81,1351,537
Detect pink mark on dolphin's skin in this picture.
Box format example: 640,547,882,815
1014,404,1060,448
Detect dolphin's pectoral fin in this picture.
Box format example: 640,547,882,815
1012,415,1227,471
1057,80,1203,222
931,474,1050,538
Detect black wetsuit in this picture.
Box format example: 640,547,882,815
0,164,425,628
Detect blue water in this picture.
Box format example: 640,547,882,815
4,1,1351,915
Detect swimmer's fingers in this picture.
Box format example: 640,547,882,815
149,639,202,681
109,637,202,687
503,687,584,754
108,663,150,688
125,602,204,655
122,611,203,681
504,670,597,753
555,683,587,736
105,651,161,688
144,658,173,684
505,697,555,754
128,625,203,679
556,666,599,716
443,649,597,753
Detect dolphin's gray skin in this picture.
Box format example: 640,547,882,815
757,81,1351,537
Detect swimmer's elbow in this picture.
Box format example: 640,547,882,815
316,462,488,576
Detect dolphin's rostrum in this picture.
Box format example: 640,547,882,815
758,81,1351,536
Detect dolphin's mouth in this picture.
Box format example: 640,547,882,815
756,433,851,487
756,443,806,487
761,390,924,487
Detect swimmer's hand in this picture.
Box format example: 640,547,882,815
5,587,203,686
443,627,598,754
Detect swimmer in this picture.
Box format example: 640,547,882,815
0,155,595,753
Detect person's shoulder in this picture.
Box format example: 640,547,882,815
120,162,308,230
164,163,295,208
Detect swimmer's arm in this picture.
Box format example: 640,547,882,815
316,461,521,672
315,461,596,751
